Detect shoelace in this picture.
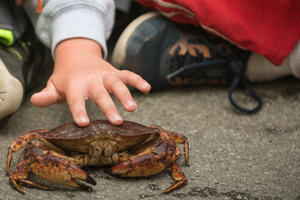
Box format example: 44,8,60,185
166,36,263,114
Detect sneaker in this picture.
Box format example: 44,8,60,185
111,12,263,114
0,27,46,120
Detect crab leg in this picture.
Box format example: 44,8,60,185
163,162,187,193
10,164,30,194
18,179,50,190
10,176,51,194
7,129,47,174
6,129,66,175
167,131,189,166
150,125,190,166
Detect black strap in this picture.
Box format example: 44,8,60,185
167,58,228,79
227,61,263,114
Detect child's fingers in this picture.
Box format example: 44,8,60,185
89,84,123,125
103,76,137,112
30,82,62,107
118,70,151,93
65,90,89,127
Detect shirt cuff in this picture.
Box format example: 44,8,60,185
50,6,108,59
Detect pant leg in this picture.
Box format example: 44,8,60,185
247,41,300,82
136,0,300,66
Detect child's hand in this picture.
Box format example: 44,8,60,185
31,38,151,126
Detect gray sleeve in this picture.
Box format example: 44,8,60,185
23,0,115,59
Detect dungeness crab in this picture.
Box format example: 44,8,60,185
6,120,189,194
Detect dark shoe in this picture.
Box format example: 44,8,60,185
0,27,47,119
111,12,262,114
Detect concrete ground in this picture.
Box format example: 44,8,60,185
0,77,299,200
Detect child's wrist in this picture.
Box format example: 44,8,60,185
55,38,103,60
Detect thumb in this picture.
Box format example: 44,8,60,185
31,82,63,107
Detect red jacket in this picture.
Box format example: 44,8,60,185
137,0,300,65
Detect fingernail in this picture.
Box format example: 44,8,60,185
126,101,137,109
112,113,122,123
143,82,151,88
78,115,89,124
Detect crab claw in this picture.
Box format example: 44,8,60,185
110,139,187,193
33,159,97,190
66,164,97,188
110,154,186,193
109,153,168,177
9,159,97,194
9,143,97,194
30,144,97,190
10,161,96,194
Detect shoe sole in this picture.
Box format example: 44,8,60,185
0,58,23,119
111,12,160,67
